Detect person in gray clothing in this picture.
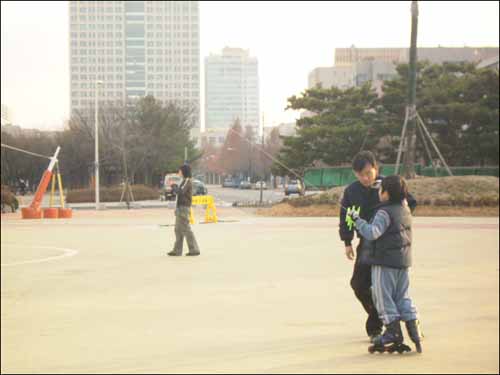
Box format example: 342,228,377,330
348,175,423,353
167,164,200,257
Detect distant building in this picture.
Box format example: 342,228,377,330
353,59,398,95
200,128,228,147
308,67,335,88
276,122,297,137
263,122,297,139
69,1,200,128
205,47,260,131
308,66,353,89
334,46,499,66
308,46,499,92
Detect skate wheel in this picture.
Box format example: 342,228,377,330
368,345,383,354
399,344,412,353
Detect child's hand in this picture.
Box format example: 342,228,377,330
347,207,360,221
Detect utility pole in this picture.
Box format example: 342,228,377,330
249,139,252,182
259,114,264,205
402,1,419,179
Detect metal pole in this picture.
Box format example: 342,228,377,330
395,106,409,175
95,81,101,209
184,146,188,163
415,118,436,176
417,112,453,176
260,114,264,205
403,1,419,179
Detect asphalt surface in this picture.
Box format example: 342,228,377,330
1,210,498,373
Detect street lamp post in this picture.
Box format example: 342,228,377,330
259,115,265,205
95,80,103,210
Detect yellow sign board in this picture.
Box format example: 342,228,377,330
190,195,218,224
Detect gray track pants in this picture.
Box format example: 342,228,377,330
371,265,418,325
172,206,200,254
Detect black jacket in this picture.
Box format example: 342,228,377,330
366,202,413,268
338,175,417,246
175,178,192,207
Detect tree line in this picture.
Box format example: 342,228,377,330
198,119,283,182
1,96,198,190
273,62,499,176
2,62,497,190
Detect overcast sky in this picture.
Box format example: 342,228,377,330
1,1,499,130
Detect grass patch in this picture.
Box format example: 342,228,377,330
260,176,499,217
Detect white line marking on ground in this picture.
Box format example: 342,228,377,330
1,245,79,267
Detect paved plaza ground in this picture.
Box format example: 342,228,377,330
1,208,498,373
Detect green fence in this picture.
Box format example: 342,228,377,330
304,165,499,189
421,166,500,177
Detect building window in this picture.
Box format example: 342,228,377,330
125,1,144,12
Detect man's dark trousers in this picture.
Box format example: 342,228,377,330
350,239,383,336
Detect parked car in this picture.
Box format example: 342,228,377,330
163,173,182,201
285,179,305,196
254,181,267,190
222,178,237,188
194,174,205,183
239,180,252,189
193,179,208,196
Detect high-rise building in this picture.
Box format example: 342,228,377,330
205,47,260,131
69,1,200,126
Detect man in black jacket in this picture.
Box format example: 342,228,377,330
339,151,416,342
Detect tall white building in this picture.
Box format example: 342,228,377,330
205,47,260,131
69,1,200,126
